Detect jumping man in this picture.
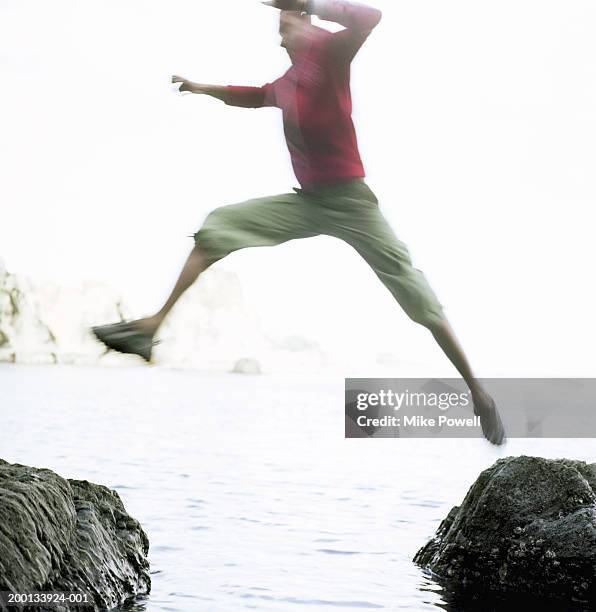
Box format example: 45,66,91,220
92,0,506,445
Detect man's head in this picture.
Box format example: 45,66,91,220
279,10,313,56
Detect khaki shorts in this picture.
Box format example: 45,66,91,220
193,179,444,328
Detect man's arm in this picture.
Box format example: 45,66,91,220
172,77,274,108
222,84,275,108
305,0,381,31
264,0,381,31
306,0,382,62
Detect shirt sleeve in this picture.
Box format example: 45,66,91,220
307,0,382,64
223,83,276,108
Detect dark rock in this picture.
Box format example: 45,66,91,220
414,456,596,604
0,459,150,610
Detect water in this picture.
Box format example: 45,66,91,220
1,364,594,611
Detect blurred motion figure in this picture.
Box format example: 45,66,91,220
92,0,505,445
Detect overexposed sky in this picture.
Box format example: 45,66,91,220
1,0,595,375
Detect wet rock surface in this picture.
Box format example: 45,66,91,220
0,459,150,610
415,456,596,604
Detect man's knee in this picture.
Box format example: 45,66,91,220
373,266,445,330
191,242,221,268
192,204,237,263
413,310,446,332
191,222,228,266
400,287,445,329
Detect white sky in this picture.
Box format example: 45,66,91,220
1,0,595,376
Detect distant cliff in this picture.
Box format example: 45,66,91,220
0,257,131,365
0,258,326,373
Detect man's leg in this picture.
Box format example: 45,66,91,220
139,187,322,334
426,318,504,445
316,181,505,444
92,191,321,359
426,318,483,395
134,244,214,336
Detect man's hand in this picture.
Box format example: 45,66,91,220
262,0,308,11
170,79,235,104
171,75,199,94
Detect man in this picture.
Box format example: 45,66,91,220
92,0,505,445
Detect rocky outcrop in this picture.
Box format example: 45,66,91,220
0,258,133,365
0,259,326,373
0,262,57,363
0,459,150,610
414,456,596,604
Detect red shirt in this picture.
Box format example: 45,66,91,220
224,1,381,191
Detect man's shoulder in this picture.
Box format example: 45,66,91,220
309,27,334,53
309,27,353,67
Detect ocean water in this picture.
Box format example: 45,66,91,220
1,364,594,612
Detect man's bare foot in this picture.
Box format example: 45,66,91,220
472,389,506,445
